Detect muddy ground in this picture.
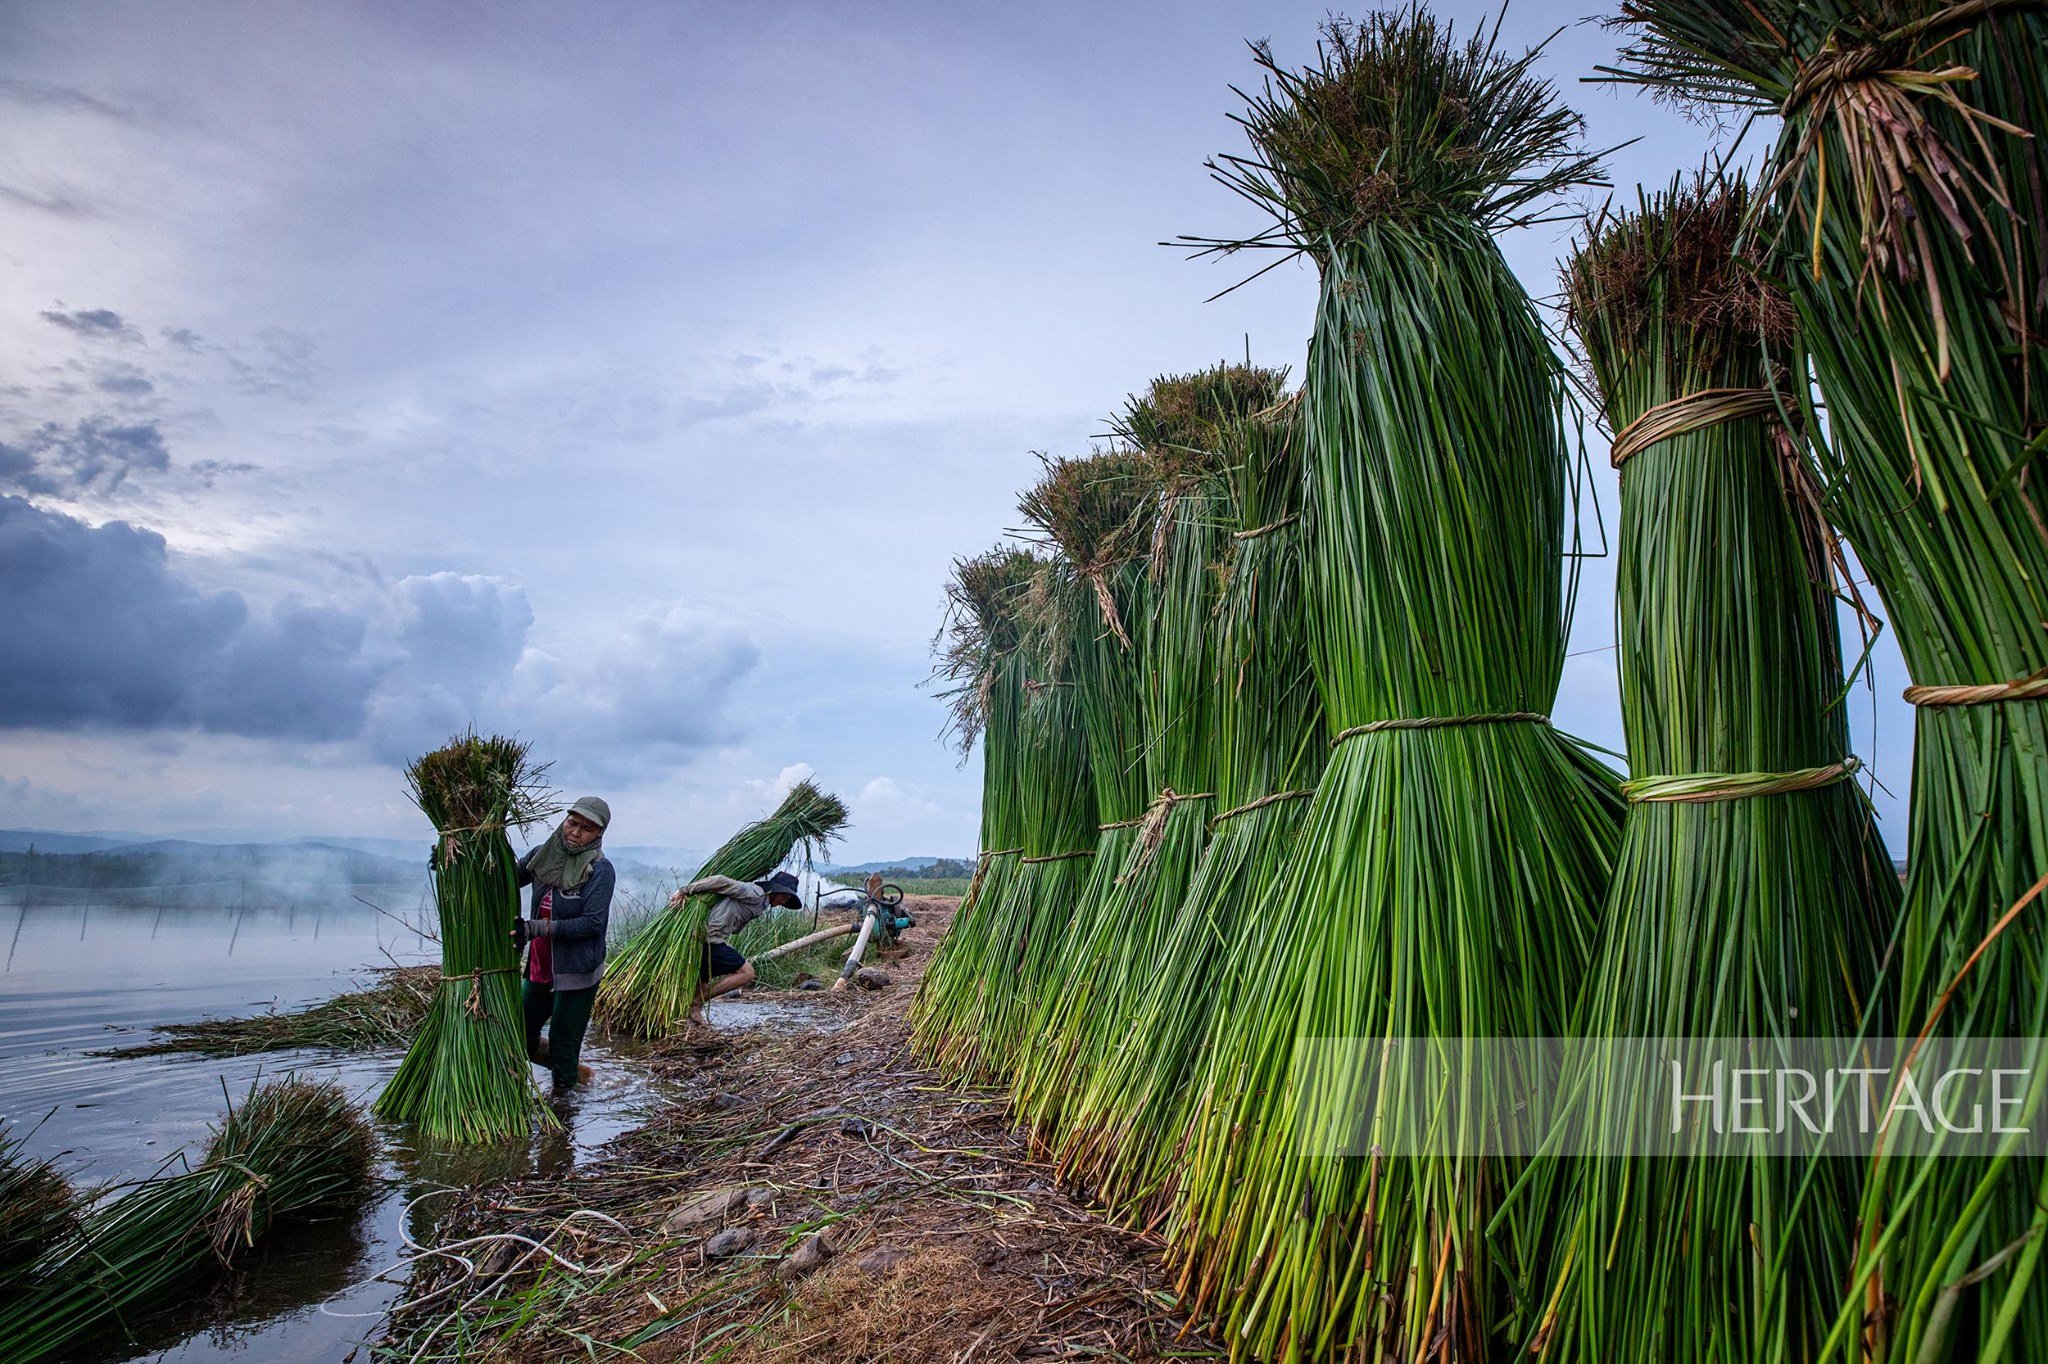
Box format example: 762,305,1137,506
376,896,1224,1363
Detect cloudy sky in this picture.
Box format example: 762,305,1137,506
0,1,1918,861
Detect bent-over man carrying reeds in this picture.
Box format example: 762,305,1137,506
513,796,615,1090
678,869,802,1024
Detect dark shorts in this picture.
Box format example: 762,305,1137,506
702,941,747,979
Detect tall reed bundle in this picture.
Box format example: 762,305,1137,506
1,1079,372,1364
1012,370,1279,1151
1610,7,2048,1357
1167,15,1625,1357
910,546,1041,1073
595,776,849,1039
966,570,1100,1078
375,732,553,1144
1524,177,1900,1364
1066,386,1329,1222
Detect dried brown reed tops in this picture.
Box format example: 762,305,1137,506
1115,363,1291,484
1213,8,1604,248
405,731,552,835
1016,448,1157,574
1566,177,1798,378
936,545,1039,750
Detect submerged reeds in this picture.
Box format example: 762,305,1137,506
1523,176,1900,1364
374,732,553,1144
595,777,849,1039
0,1078,373,1364
1611,6,2048,1356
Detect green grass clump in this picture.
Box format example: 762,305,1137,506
108,965,437,1058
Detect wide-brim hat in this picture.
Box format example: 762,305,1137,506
757,870,801,901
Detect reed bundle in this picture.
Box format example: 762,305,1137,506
1,1078,372,1364
375,731,553,1144
1069,387,1328,1223
1523,176,1900,1364
1610,6,2048,1355
1008,380,1252,1148
595,777,848,1040
910,546,1041,1073
1165,15,1625,1357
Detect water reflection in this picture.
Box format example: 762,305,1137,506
0,898,673,1363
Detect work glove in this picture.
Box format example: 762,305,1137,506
511,918,531,949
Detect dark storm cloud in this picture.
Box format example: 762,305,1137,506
93,362,154,396
0,417,170,494
0,496,384,739
40,308,141,342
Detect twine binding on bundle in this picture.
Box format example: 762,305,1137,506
1904,668,2048,706
1624,756,1862,804
1330,713,1552,746
1609,387,1786,467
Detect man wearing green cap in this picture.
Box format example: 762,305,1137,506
513,795,614,1090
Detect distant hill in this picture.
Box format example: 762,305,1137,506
0,829,151,854
821,856,955,875
0,840,422,893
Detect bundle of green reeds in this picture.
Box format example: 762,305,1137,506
948,451,1159,1092
1,1078,372,1364
911,544,1071,1077
964,567,1100,1079
1165,15,1625,1357
1610,7,2048,1357
375,732,553,1144
1523,177,1899,1364
0,1126,78,1310
596,776,849,1039
1065,385,1328,1223
1008,383,1247,1150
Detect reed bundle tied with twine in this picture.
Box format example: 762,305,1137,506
911,544,1093,1078
0,1078,373,1364
1067,384,1330,1225
1519,175,1901,1364
1164,13,1626,1357
1610,5,2048,1356
374,731,555,1144
595,776,848,1040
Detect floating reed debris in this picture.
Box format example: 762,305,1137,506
1521,175,1900,1364
595,777,849,1040
1168,14,1624,1357
374,732,554,1144
0,1078,373,1364
105,965,437,1058
1609,5,2048,1356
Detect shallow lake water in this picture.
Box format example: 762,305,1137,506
1,891,679,1363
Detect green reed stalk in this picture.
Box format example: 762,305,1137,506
375,732,553,1144
1523,177,1900,1364
1,1078,372,1364
1609,7,2048,1357
595,777,848,1040
1166,15,1625,1358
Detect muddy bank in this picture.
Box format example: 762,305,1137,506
376,896,1222,1362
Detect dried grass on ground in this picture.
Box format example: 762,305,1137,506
377,898,1222,1363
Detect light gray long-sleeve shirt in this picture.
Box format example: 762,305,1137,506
685,874,768,945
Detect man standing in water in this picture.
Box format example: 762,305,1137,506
514,796,615,1090
674,869,804,1024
